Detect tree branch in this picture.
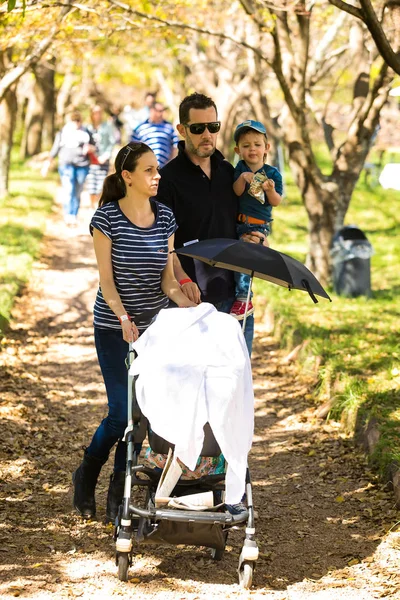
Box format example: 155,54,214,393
108,0,273,67
328,0,363,20
0,1,74,102
329,0,400,74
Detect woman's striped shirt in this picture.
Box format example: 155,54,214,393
90,200,177,331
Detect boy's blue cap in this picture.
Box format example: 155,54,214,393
234,120,267,143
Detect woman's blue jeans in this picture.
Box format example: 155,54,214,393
58,164,89,217
86,327,131,472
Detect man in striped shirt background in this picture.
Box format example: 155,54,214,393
130,101,179,168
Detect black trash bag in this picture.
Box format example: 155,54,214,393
331,226,374,298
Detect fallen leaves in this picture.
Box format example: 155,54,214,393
0,218,399,600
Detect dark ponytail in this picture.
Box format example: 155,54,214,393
98,142,153,207
99,172,126,207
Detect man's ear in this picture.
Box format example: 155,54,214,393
177,123,186,138
234,146,240,156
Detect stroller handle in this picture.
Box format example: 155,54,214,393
126,342,136,369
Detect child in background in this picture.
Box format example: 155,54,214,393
230,120,283,320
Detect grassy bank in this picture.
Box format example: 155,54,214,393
0,161,56,337
255,161,400,477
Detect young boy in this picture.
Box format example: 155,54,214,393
230,120,283,320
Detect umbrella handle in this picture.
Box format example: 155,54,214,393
302,279,318,304
242,272,254,333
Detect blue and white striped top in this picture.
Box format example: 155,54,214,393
130,120,179,168
90,200,177,331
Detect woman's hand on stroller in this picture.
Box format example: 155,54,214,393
121,319,139,343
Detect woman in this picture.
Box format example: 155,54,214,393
42,110,95,225
72,142,197,522
86,104,116,209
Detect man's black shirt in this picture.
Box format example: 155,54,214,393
156,142,238,304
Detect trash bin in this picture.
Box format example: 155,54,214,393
331,225,373,298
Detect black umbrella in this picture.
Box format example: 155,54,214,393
175,238,331,327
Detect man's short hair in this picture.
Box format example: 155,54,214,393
179,92,218,124
150,101,165,111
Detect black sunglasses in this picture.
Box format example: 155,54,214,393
184,121,221,135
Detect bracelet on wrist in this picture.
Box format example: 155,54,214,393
179,278,192,286
118,314,131,324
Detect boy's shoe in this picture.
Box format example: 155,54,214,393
226,502,247,515
229,300,254,320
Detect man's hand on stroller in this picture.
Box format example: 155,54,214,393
178,295,200,308
180,281,201,305
121,319,139,343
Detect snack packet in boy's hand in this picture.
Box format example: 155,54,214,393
248,172,267,204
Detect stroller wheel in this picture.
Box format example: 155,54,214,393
238,560,254,589
210,531,228,561
210,547,224,561
117,552,130,582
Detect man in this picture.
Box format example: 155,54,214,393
130,101,179,168
135,91,156,125
156,92,265,355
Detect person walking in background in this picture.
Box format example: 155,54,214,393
72,142,197,523
134,91,156,127
108,104,124,145
122,92,156,139
86,104,116,209
230,120,283,320
156,92,266,356
41,110,95,226
130,101,179,168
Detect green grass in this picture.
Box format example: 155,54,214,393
254,158,400,477
0,162,56,336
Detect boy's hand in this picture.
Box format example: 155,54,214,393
262,178,275,192
241,172,254,184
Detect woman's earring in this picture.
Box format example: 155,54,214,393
128,183,132,187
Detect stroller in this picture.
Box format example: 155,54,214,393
113,342,259,589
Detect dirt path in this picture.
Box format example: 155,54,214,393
1,200,400,600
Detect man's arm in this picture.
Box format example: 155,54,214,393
172,253,201,304
156,175,201,304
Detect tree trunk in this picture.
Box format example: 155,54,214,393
56,68,75,130
0,87,17,198
332,62,392,229
21,60,56,157
287,139,338,286
38,59,56,150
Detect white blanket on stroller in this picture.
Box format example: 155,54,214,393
130,303,254,504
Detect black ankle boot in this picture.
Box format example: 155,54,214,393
72,449,104,519
105,471,126,524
